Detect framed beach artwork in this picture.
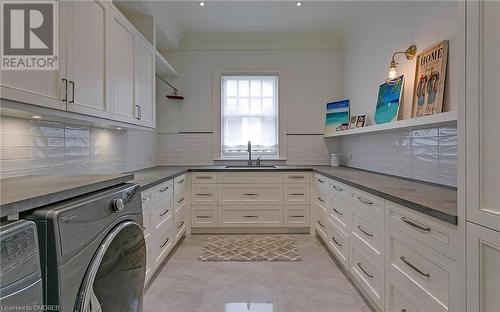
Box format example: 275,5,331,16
374,75,404,124
324,99,350,135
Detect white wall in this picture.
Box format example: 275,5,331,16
340,1,462,123
157,34,344,165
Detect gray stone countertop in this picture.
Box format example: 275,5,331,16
0,174,134,218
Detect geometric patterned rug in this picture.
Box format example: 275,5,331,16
198,235,302,262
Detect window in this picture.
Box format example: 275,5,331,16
221,74,279,159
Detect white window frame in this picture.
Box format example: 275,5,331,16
213,67,287,160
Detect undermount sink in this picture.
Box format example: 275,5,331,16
224,165,277,169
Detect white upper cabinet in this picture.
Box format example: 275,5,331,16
66,0,108,118
109,8,136,124
0,0,65,111
466,0,500,232
134,35,156,128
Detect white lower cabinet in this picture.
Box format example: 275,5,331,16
219,206,283,227
467,222,500,312
351,244,385,310
386,274,433,312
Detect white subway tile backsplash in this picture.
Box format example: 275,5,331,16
337,126,457,187
0,116,156,177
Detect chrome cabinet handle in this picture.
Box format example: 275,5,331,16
142,197,148,203
317,179,325,183
332,185,344,192
69,80,75,103
196,193,212,196
289,193,305,196
177,221,185,229
243,193,258,196
159,186,169,192
401,217,431,232
354,195,373,206
135,105,141,120
332,236,342,247
159,209,169,216
291,215,305,218
357,225,373,237
400,256,430,278
357,263,373,278
177,197,185,203
243,215,258,218
177,179,184,184
196,216,212,219
317,220,325,227
62,78,68,102
289,175,305,179
160,238,170,247
332,208,343,216
196,176,212,179
317,196,325,203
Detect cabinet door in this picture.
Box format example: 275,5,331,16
467,222,500,312
66,0,108,118
109,9,136,123
466,0,500,231
0,1,66,110
134,36,156,128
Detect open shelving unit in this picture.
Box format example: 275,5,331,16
324,111,457,138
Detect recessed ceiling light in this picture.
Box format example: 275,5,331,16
199,1,205,6
296,1,302,7
31,115,42,119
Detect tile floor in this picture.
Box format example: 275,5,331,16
143,234,372,312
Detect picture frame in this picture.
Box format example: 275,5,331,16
349,116,358,129
324,99,350,135
356,115,367,128
412,40,448,117
374,75,404,124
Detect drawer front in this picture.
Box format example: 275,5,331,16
284,172,310,184
326,219,349,269
351,189,385,220
218,184,283,206
350,245,385,310
174,174,187,189
150,202,173,230
191,206,218,227
351,210,384,264
191,184,218,206
315,192,329,214
174,205,187,241
285,207,310,227
314,174,330,194
219,207,283,227
328,198,351,236
315,213,329,241
284,184,310,205
218,172,283,184
387,227,459,312
154,223,174,265
191,172,217,184
328,180,352,204
386,201,459,261
387,276,433,312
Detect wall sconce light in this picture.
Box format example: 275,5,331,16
387,44,417,80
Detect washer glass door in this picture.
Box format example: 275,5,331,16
76,221,146,312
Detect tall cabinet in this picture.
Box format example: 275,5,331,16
466,1,500,311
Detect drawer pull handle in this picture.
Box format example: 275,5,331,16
400,256,430,278
177,197,185,204
317,179,325,183
177,221,185,229
160,238,170,248
357,262,373,278
332,185,344,192
290,193,305,196
196,176,212,179
332,236,342,247
289,176,305,179
196,216,212,219
317,220,325,228
243,215,258,218
159,209,169,216
401,217,431,232
196,193,212,196
357,225,373,237
177,179,184,184
159,186,169,192
354,196,373,206
142,197,148,203
243,193,258,196
291,215,305,218
332,208,343,216
317,196,325,203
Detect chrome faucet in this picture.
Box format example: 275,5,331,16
247,141,252,166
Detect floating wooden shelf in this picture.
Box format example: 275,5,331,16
324,111,457,138
155,50,178,79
